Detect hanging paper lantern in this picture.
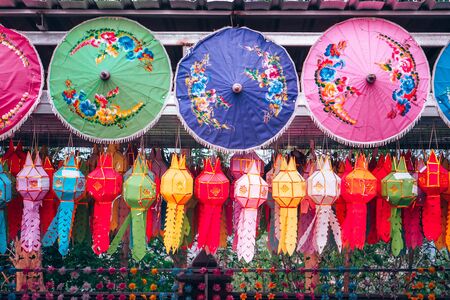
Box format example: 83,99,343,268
0,162,12,254
418,150,449,242
334,158,352,227
17,152,50,252
382,156,417,256
195,158,229,254
271,157,306,255
298,157,341,254
161,154,193,254
126,143,138,167
87,154,123,255
234,160,268,262
107,144,127,174
372,154,392,243
145,159,162,241
266,153,282,253
341,154,377,250
42,155,85,256
150,148,168,178
108,155,155,261
230,152,264,180
40,157,58,235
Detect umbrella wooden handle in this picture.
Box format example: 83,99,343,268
366,74,376,84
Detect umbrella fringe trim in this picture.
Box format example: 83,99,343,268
431,41,450,128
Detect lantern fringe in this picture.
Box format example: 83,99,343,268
174,26,300,153
432,43,450,128
301,18,430,148
0,28,45,141
46,17,173,144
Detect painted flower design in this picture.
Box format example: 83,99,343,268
244,46,289,122
377,34,419,117
186,54,231,129
314,41,361,125
62,80,144,128
70,29,155,72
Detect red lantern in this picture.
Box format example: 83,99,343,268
418,150,449,242
40,157,58,234
334,158,352,227
87,153,123,255
372,154,392,243
195,158,230,254
341,154,377,250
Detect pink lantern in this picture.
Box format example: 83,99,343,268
234,160,268,262
17,152,50,252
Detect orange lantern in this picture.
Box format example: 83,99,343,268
341,154,377,250
272,157,306,255
87,154,123,255
161,154,193,253
418,150,449,242
234,160,268,262
195,158,229,254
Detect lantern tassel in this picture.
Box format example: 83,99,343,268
7,196,22,241
237,208,258,263
402,205,423,249
297,209,317,254
57,201,75,256
225,200,233,236
73,201,90,245
390,208,403,256
423,195,442,241
376,196,391,243
315,206,330,254
107,214,131,255
334,196,346,226
232,201,242,251
199,204,222,254
0,209,7,254
329,207,342,253
278,206,288,254
446,201,450,251
20,200,41,252
342,203,367,250
267,204,279,253
130,209,146,261
435,199,448,250
40,197,57,235
92,201,113,255
197,204,209,251
219,209,227,249
274,203,281,242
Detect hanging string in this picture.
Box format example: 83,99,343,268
427,124,439,151
175,126,182,154
67,133,74,156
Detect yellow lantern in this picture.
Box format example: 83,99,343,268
272,157,306,255
161,154,193,253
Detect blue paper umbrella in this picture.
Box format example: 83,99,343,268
176,27,299,152
433,43,450,126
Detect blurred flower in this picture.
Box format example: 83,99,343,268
241,268,248,274
106,282,115,290
199,268,207,274
197,283,206,291
70,272,80,279
107,295,115,300
428,267,436,274
82,282,91,291
129,295,136,300
255,293,262,300
58,267,66,275
226,296,234,300
108,268,116,275
239,294,247,300
83,267,92,274
130,268,138,275
212,284,221,292
151,269,158,276
120,268,127,274
225,283,233,293
96,283,104,290
128,283,136,290
418,268,425,274
81,294,90,300
97,268,104,274
150,284,157,291
56,283,65,291
141,279,147,286
119,295,126,300
254,282,262,290
45,293,54,300
428,294,435,300
268,282,276,289
150,296,156,300
428,282,435,290
268,293,275,300
239,283,246,289
69,286,78,293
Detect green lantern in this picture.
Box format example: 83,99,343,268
109,154,155,261
381,156,417,256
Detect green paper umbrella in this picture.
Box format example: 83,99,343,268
48,17,172,142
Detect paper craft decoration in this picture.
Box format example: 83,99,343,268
161,154,193,254
195,158,229,254
87,153,123,255
176,27,298,152
272,157,306,255
373,154,393,243
266,153,282,253
0,25,44,140
234,160,268,262
341,154,377,249
381,156,417,256
48,17,172,142
335,158,352,227
40,157,57,235
418,150,449,242
302,18,430,146
0,162,12,254
298,157,341,254
109,155,155,261
42,155,85,256
17,153,50,252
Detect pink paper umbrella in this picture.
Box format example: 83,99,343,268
302,18,430,147
0,26,44,139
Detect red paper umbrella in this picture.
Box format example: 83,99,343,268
372,154,392,243
40,157,58,234
87,154,123,255
0,26,43,140
341,154,377,249
195,158,230,254
418,150,449,242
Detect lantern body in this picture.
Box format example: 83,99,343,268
53,155,85,202
123,156,156,209
41,157,57,234
0,163,11,254
273,157,306,207
161,154,193,205
341,155,376,204
307,157,341,206
382,157,417,208
17,153,50,202
87,154,122,202
234,160,268,209
230,152,264,180
195,159,229,206
107,144,127,174
150,148,168,178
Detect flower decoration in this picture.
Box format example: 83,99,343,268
244,45,289,121
377,34,419,118
151,269,158,275
150,284,157,291
128,283,136,290
213,284,221,292
239,294,247,300
62,81,144,128
314,41,361,125
130,268,138,275
197,283,206,291
186,54,231,130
